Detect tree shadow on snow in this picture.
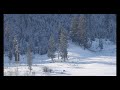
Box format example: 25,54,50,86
67,61,116,65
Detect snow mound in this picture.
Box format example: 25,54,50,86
89,38,116,56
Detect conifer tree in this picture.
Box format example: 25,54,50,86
47,34,56,62
70,16,79,42
78,14,88,49
59,27,68,61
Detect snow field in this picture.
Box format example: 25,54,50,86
4,40,116,76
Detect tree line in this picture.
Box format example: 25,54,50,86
4,14,116,64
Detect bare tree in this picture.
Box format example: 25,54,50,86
13,36,20,73
27,42,32,72
8,49,12,65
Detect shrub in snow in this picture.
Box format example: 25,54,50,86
61,70,66,74
42,66,52,73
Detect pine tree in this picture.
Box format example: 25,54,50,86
70,16,79,42
104,14,116,43
78,14,88,49
70,15,88,50
57,25,62,60
47,34,56,62
59,27,68,61
104,14,111,39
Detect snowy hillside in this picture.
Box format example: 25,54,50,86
4,40,116,76
4,14,116,55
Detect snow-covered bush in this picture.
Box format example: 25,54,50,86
42,66,52,73
32,71,35,76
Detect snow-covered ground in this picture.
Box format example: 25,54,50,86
4,40,116,76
